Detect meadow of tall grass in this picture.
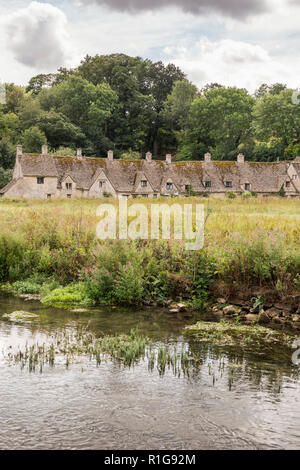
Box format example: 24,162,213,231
0,196,299,307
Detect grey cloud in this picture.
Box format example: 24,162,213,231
80,0,269,19
5,2,69,69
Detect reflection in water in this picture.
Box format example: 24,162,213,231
0,294,299,450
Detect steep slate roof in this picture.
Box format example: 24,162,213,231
20,154,58,177
4,152,300,195
0,178,18,194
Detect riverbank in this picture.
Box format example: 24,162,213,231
0,196,299,329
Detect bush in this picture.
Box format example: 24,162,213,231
42,283,92,306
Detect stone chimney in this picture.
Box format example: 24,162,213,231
42,144,48,155
237,153,245,163
204,152,211,162
16,145,23,157
166,154,172,164
77,148,83,159
145,151,152,162
107,150,114,161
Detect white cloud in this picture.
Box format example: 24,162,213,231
165,37,300,92
0,0,300,92
3,1,71,70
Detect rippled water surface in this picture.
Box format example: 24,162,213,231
0,293,299,450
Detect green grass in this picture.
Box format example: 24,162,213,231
0,196,299,306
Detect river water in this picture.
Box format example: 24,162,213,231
0,293,299,450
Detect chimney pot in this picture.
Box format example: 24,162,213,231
107,150,114,161
16,145,23,156
166,154,172,164
42,144,48,155
204,152,211,162
237,153,245,163
145,151,152,162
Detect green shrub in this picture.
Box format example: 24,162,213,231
12,279,42,294
42,283,92,306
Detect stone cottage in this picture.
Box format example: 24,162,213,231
0,145,300,199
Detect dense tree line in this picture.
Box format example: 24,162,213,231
1,53,299,187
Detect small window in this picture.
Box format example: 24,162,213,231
66,183,72,190
292,174,297,180
37,177,44,184
204,181,211,188
245,183,250,191
141,180,147,187
99,180,106,188
67,194,71,198
142,194,148,198
286,181,291,188
153,194,157,199
225,181,232,188
166,182,173,190
47,194,51,199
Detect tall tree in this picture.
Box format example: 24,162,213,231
253,88,300,147
162,79,198,130
178,86,254,160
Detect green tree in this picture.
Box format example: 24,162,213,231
77,54,185,154
22,126,47,153
0,112,20,144
162,79,198,130
179,86,254,160
253,89,300,147
0,139,16,169
54,76,118,154
3,84,26,113
37,110,84,149
0,167,12,188
254,83,287,98
53,147,76,156
18,96,42,130
26,73,57,95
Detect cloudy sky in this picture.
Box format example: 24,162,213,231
0,0,300,92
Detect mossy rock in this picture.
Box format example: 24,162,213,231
3,311,39,323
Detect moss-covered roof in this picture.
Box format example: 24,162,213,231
11,153,299,194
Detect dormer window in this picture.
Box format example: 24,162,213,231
204,181,211,188
292,174,297,180
245,183,250,191
99,180,106,188
286,181,291,188
225,181,232,188
166,182,173,190
37,177,44,184
141,180,147,187
66,183,72,190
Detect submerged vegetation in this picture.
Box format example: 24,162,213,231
4,325,193,376
0,197,299,309
184,320,294,350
